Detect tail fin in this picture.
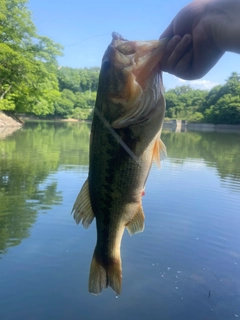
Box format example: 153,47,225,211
88,253,122,295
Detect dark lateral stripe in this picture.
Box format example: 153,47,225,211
94,108,141,165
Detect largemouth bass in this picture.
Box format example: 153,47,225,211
72,32,167,295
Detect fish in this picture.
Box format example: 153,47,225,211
72,32,167,295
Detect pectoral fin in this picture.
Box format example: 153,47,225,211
126,204,145,236
152,138,167,167
71,178,95,228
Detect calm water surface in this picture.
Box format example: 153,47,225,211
0,122,240,320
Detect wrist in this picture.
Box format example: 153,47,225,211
207,0,240,53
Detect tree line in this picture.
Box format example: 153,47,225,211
165,72,240,124
0,0,240,124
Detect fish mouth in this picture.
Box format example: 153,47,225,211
113,33,165,89
102,32,167,128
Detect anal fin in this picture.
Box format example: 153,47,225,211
71,178,95,228
126,204,145,236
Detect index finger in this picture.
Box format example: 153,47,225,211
160,20,174,40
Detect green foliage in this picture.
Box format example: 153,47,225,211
165,86,207,121
72,107,92,120
1,123,240,254
0,0,62,115
204,94,240,124
74,91,96,109
57,67,82,93
54,89,76,117
161,130,240,181
165,73,240,124
0,122,91,254
203,73,240,124
0,0,36,47
57,67,100,93
202,85,223,112
187,112,204,123
0,0,239,123
56,67,99,119
0,94,15,110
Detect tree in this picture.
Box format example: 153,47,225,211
165,86,206,120
57,67,82,93
222,72,240,96
202,85,222,112
57,67,100,93
0,0,36,48
74,91,96,109
54,89,76,117
204,72,240,124
205,94,240,124
72,107,92,120
0,0,63,115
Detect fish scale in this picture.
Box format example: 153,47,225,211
72,33,167,295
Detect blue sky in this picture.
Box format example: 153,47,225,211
29,0,240,91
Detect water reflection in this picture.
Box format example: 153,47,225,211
0,126,21,139
0,122,240,320
162,131,240,189
0,123,240,256
0,122,90,255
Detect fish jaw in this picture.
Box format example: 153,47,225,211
99,33,167,128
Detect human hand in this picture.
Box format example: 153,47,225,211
160,0,228,80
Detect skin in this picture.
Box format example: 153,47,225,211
72,35,167,295
160,0,240,80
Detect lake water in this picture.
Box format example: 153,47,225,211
0,122,240,320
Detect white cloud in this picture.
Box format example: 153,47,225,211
176,77,219,90
178,78,187,83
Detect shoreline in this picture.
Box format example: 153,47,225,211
22,118,240,134
18,117,240,133
163,120,240,133
18,116,91,123
1,112,240,134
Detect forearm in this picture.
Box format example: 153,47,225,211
207,0,240,53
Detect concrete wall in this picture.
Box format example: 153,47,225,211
187,123,215,132
163,120,240,133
